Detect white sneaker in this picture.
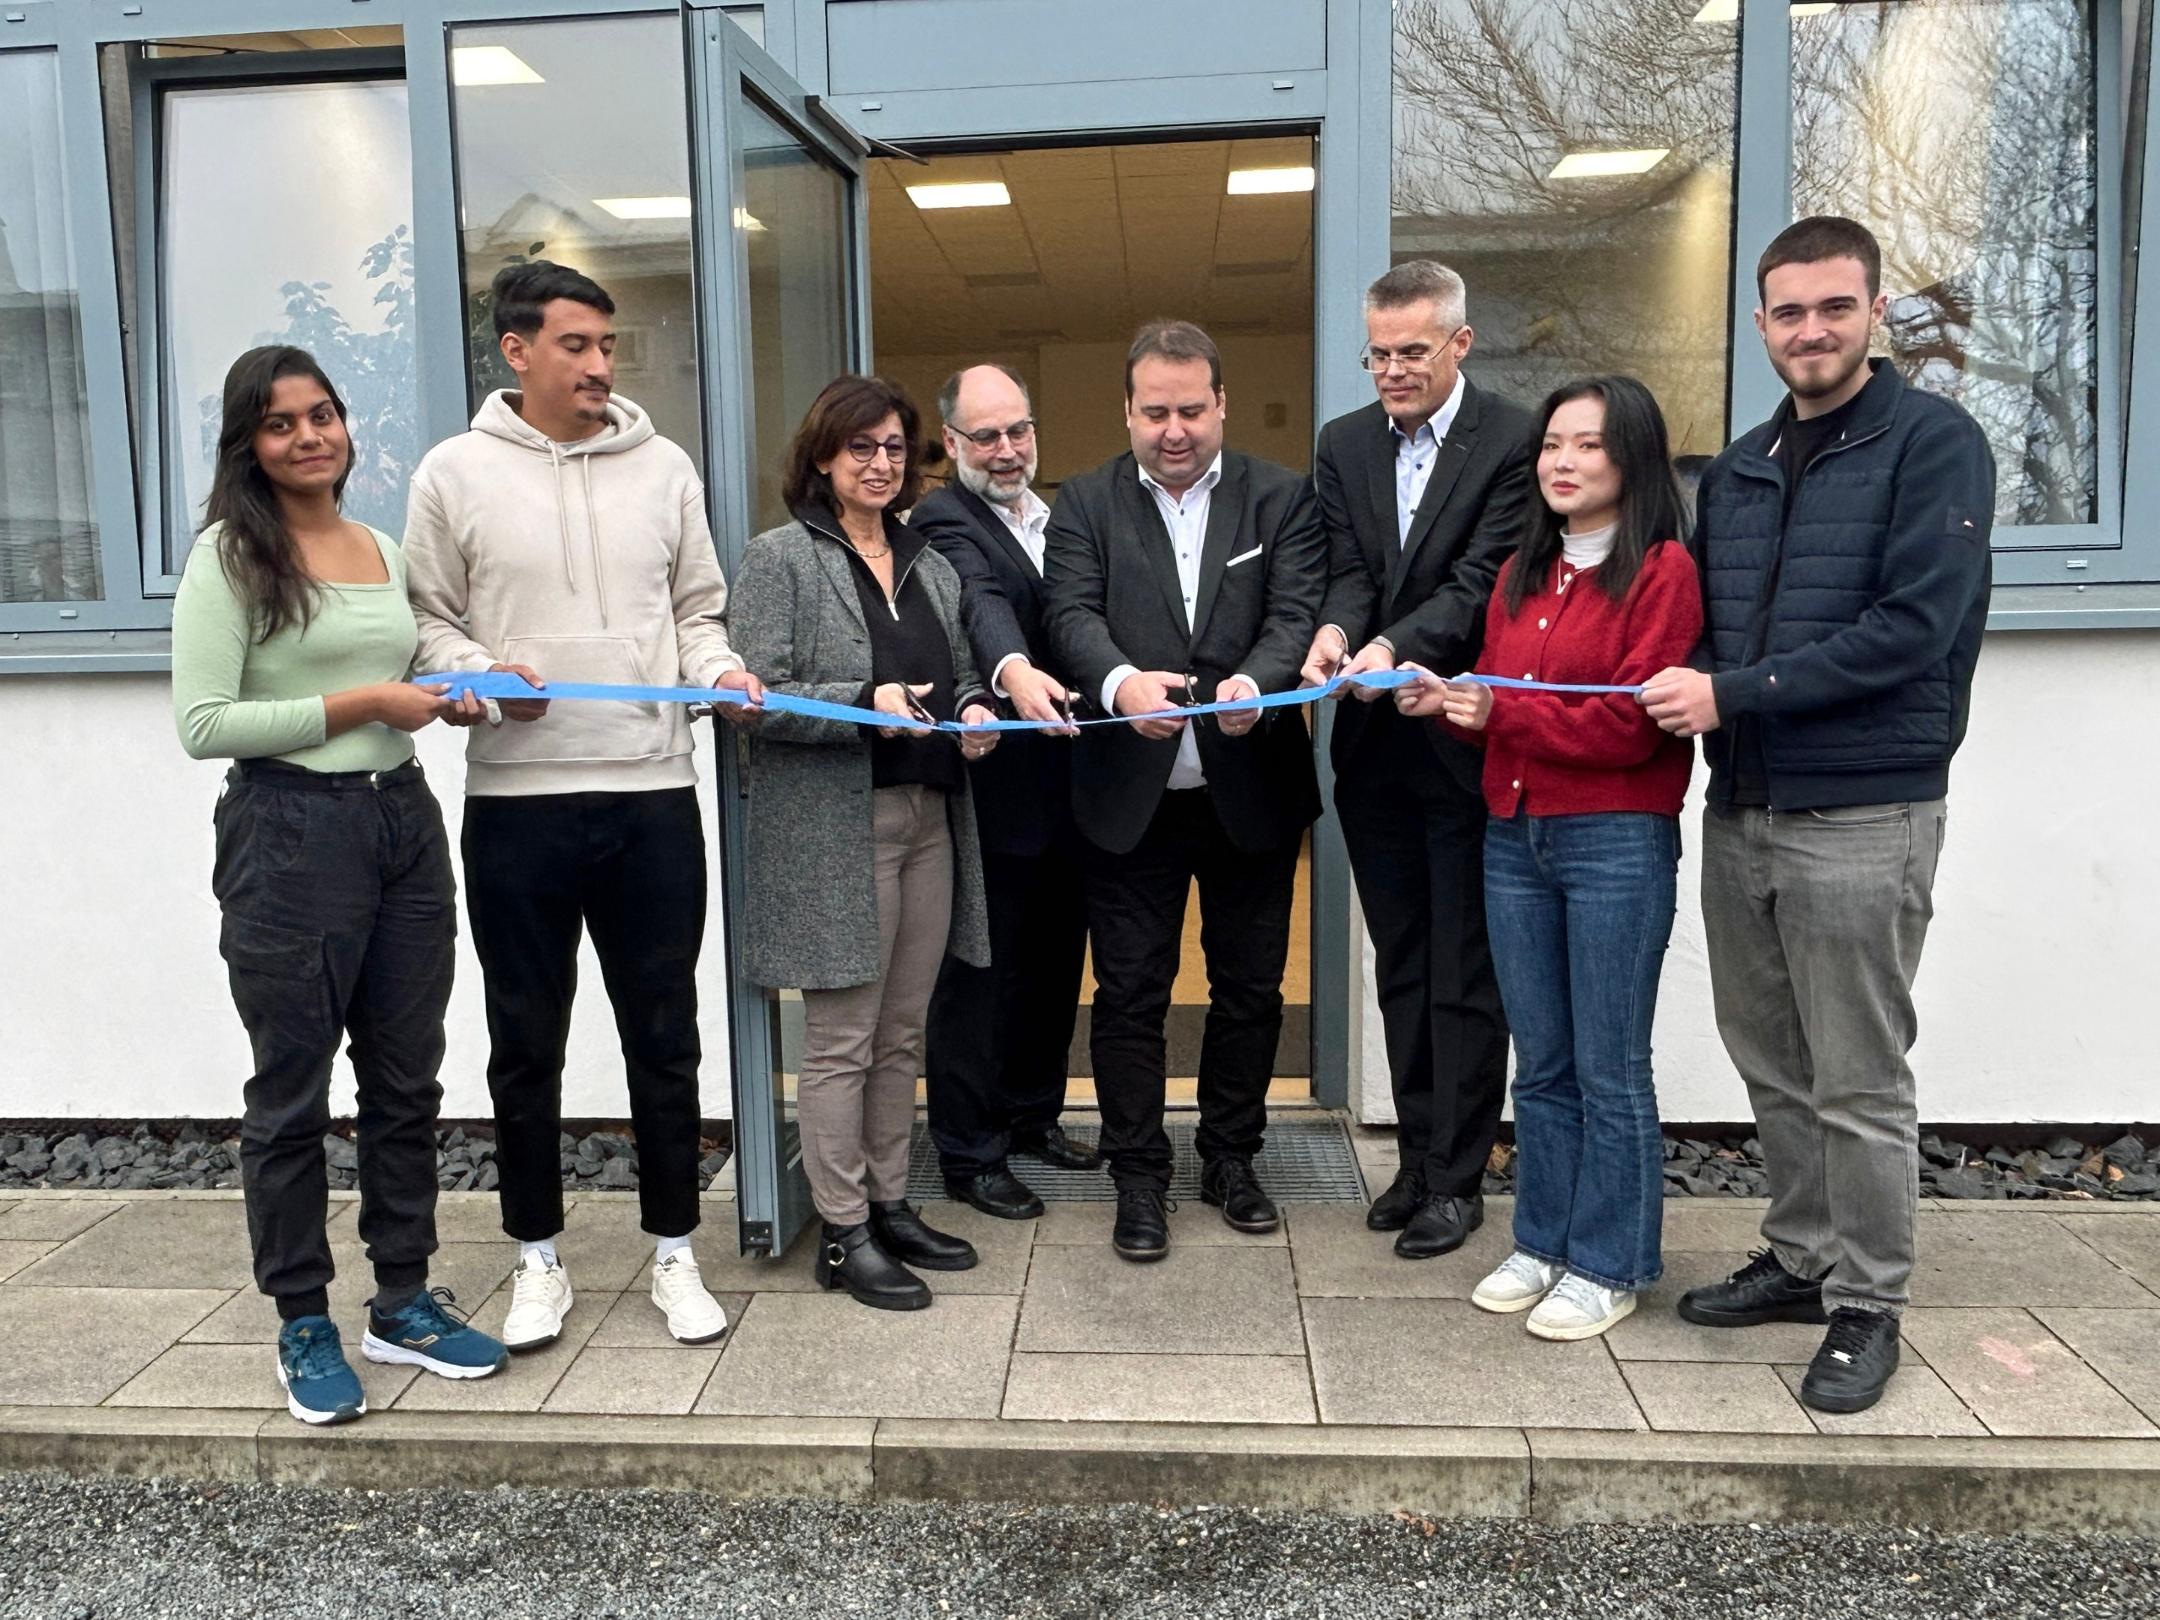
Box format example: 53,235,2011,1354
1472,1251,1562,1314
651,1250,729,1344
501,1253,573,1352
1526,1271,1636,1341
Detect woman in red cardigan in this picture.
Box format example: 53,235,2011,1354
1396,375,1702,1341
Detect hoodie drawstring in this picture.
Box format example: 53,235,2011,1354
583,455,609,630
550,446,577,594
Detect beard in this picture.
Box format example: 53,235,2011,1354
1775,342,1868,401
955,448,1037,507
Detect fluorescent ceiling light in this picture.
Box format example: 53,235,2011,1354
1227,165,1316,196
1693,0,1833,18
1550,148,1670,180
594,196,693,220
733,206,767,233
907,181,1012,210
451,46,543,86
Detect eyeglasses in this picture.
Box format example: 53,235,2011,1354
952,418,1036,450
1358,327,1464,373
843,436,910,463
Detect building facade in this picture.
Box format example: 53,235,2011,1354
2,0,2155,1243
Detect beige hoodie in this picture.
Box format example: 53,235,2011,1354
404,391,742,796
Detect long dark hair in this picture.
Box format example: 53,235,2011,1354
1504,375,1689,615
201,345,352,642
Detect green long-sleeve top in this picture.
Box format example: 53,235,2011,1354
172,523,420,773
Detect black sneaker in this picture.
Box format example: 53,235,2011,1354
1111,1186,1172,1262
1676,1248,1828,1328
1799,1307,1901,1414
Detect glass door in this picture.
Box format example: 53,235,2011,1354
684,4,872,1256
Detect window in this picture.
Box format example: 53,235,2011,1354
0,50,103,606
159,77,418,561
740,96,854,533
1792,0,2102,530
1390,0,1740,457
449,15,705,481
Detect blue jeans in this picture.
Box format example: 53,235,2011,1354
1484,812,1678,1292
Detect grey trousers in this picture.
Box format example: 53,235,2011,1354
1700,800,1946,1315
799,785,954,1227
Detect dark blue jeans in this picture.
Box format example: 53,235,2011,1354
1484,811,1677,1292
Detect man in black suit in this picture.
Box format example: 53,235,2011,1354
1044,320,1327,1262
914,363,1102,1221
1299,261,1533,1260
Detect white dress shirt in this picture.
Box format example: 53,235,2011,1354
986,487,1053,697
1102,454,1252,791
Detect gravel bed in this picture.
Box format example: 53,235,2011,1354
4,1121,2153,1203
0,1474,2151,1619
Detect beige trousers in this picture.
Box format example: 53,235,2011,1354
799,785,954,1226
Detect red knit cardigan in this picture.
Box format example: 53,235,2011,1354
1450,538,1703,819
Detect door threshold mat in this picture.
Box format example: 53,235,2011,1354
905,1113,1369,1202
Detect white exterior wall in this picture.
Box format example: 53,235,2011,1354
1,626,2155,1124
0,673,734,1121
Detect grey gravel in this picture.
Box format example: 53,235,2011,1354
0,1473,2151,1619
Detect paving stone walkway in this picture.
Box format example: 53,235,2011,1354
2,1124,2155,1445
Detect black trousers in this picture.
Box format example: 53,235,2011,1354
213,760,452,1320
924,838,1089,1178
461,787,706,1241
1336,740,1509,1199
1085,790,1300,1192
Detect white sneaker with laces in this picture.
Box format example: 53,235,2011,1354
651,1250,729,1344
501,1253,573,1352
1526,1271,1636,1341
1471,1250,1562,1314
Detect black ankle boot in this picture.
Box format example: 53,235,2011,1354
812,1221,931,1310
869,1200,979,1272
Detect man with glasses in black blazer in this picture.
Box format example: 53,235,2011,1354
1301,260,1534,1261
913,364,1100,1221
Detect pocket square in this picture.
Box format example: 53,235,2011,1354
1226,545,1263,568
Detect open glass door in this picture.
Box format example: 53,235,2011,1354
684,3,873,1257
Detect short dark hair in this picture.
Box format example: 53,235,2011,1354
1124,319,1221,398
491,260,616,341
937,363,1031,425
781,374,926,514
1756,215,1881,303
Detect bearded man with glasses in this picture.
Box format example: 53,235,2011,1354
1299,260,1534,1262
910,365,1101,1220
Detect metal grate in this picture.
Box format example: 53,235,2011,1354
905,1114,1369,1203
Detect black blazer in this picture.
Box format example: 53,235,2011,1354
908,481,1070,858
1313,382,1534,790
1043,449,1326,855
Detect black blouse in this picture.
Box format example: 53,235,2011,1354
837,513,965,793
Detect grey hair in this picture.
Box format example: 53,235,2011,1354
1365,260,1467,328
937,363,1031,425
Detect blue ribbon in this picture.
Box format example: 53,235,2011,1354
414,666,1639,733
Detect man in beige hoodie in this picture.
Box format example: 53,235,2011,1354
404,261,760,1352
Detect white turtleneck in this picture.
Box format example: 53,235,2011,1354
1561,519,1618,572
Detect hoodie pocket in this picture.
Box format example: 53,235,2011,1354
471,633,680,768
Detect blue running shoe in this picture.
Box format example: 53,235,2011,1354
362,1287,509,1380
276,1316,366,1426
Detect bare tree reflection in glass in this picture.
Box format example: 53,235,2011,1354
1792,0,2099,527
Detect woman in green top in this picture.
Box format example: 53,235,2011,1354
173,345,507,1426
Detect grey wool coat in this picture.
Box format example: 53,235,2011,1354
727,511,991,990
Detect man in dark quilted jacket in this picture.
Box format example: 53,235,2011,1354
1640,215,1995,1417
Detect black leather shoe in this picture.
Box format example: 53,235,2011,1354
1111,1186,1171,1262
943,1167,1045,1221
1366,1167,1427,1232
1199,1157,1281,1233
1393,1193,1484,1259
1013,1125,1103,1172
1676,1249,1828,1328
1799,1307,1901,1413
869,1200,979,1272
813,1221,931,1310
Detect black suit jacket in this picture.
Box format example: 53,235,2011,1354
1043,449,1326,855
1313,381,1534,792
908,481,1069,858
